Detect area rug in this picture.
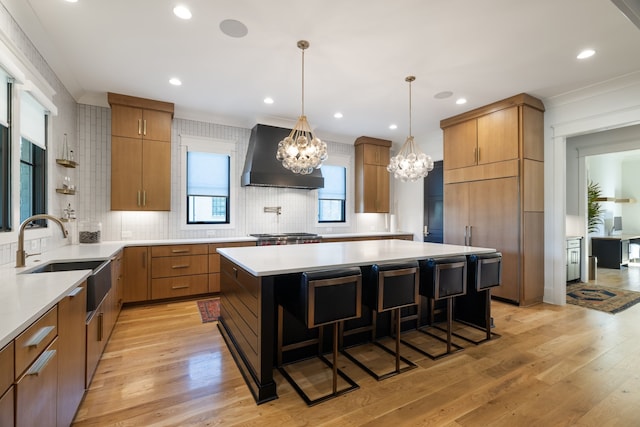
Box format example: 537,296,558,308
197,298,220,323
566,283,640,314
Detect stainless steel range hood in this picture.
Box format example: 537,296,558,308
241,124,324,189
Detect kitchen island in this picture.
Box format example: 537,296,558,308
217,239,496,404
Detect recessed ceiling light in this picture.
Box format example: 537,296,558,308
65,0,78,3
173,5,192,20
334,112,343,119
577,49,595,59
456,98,467,105
169,78,182,86
434,91,453,99
220,19,248,38
263,97,274,104
389,124,398,130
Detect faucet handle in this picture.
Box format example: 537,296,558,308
26,252,41,259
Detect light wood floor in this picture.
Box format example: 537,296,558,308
73,269,640,426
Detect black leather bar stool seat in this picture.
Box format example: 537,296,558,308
454,252,502,344
402,256,467,359
277,267,362,406
342,261,419,380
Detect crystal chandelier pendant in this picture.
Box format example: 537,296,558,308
387,76,434,182
276,40,328,174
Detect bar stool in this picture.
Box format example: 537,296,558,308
277,267,362,406
453,252,502,344
402,256,467,359
342,261,419,380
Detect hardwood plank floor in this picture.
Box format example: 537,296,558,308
73,270,640,426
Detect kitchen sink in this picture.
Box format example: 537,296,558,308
26,259,112,312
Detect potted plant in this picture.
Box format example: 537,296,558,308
587,180,604,279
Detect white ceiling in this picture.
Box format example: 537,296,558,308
7,0,640,146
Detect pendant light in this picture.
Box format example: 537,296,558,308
276,40,328,175
387,76,434,182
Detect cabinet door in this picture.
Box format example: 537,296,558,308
0,386,13,427
141,139,171,211
111,136,143,210
123,246,149,302
443,120,477,170
16,338,58,427
471,177,520,302
362,164,389,213
142,109,172,142
57,284,87,427
111,104,143,139
443,182,469,245
363,144,389,166
85,307,105,387
477,106,519,165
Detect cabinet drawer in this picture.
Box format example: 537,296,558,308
16,338,58,427
151,254,208,278
0,341,14,396
15,306,57,379
151,274,209,299
566,239,581,249
152,244,208,257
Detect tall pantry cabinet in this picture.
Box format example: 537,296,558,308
441,93,544,306
108,92,174,211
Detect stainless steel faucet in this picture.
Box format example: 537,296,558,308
16,214,68,267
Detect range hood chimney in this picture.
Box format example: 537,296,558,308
241,124,324,189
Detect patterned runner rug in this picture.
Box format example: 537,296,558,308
566,283,640,314
197,298,220,323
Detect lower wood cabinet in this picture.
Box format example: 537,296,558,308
57,283,87,427
0,341,14,427
86,295,107,387
0,385,13,427
151,275,209,299
16,338,58,427
123,246,149,303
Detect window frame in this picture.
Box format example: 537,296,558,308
0,78,11,232
315,153,352,229
317,164,347,223
186,151,230,225
19,134,48,226
180,135,237,230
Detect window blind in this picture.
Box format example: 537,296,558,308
20,91,46,149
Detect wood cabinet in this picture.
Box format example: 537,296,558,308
108,92,174,211
123,246,149,303
150,244,209,300
57,283,86,427
15,306,58,427
208,242,255,293
441,93,544,306
355,136,391,213
86,291,109,387
0,342,14,427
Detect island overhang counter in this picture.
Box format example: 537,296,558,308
216,239,496,404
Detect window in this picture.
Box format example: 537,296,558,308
186,151,230,224
318,164,346,223
0,69,10,232
19,92,48,225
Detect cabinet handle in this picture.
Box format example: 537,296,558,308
97,313,104,342
25,326,55,348
138,119,142,135
172,264,190,269
143,191,146,206
232,267,238,278
171,285,190,290
468,225,473,246
143,119,147,136
137,190,141,207
463,226,468,246
26,349,56,376
68,287,83,297
171,249,190,254
477,147,480,162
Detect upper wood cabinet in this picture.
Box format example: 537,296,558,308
443,106,519,170
108,92,174,211
441,93,545,306
355,136,391,213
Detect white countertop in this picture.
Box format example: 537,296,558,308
217,239,496,276
0,232,409,349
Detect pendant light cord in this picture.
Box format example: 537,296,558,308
301,47,305,116
408,78,412,137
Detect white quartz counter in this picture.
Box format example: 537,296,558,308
218,239,495,277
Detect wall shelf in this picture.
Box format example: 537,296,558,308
56,158,78,168
56,188,76,195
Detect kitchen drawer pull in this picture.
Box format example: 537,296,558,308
137,119,142,135
171,249,190,254
25,326,55,348
26,349,56,376
137,190,141,206
97,313,104,342
68,287,84,297
143,119,147,136
171,285,190,290
172,264,190,269
143,191,147,206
